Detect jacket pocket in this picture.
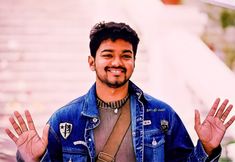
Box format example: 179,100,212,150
144,130,165,162
62,147,88,162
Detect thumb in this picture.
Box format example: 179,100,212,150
194,109,201,132
41,124,50,146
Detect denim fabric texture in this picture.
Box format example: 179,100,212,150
40,81,221,162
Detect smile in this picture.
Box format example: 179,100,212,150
108,69,124,75
105,67,126,74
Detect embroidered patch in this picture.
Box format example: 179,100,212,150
146,108,165,112
59,122,72,139
73,140,87,147
143,120,152,126
161,120,169,132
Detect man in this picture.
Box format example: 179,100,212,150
5,21,235,162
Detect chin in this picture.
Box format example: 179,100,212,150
107,81,129,88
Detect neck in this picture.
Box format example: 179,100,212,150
96,81,129,102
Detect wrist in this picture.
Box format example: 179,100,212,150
16,150,40,162
201,142,215,156
24,157,40,162
206,145,222,161
204,147,213,156
202,143,221,156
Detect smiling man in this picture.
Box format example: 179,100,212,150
90,39,134,89
5,21,235,162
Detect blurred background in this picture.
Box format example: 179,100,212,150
0,0,235,161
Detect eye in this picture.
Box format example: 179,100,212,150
102,54,113,58
122,54,133,59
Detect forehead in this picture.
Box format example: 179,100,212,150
98,39,133,50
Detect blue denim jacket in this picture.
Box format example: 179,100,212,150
40,81,221,162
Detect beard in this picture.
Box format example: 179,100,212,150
96,66,131,88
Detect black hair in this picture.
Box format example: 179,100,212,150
89,21,140,58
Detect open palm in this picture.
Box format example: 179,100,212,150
5,110,49,162
195,98,235,155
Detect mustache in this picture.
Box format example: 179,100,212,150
104,66,127,72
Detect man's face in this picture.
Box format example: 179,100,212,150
89,39,135,88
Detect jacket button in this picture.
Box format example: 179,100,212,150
92,118,98,123
152,138,157,146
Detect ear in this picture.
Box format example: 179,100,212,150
88,56,95,71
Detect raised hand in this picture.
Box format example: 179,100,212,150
194,98,235,155
5,110,49,162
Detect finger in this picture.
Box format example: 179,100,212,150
215,99,229,118
25,110,36,130
5,128,18,144
14,111,28,132
194,109,201,132
221,104,233,122
9,116,22,136
42,124,50,146
207,98,220,118
224,115,235,129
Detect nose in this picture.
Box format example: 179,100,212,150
111,56,123,67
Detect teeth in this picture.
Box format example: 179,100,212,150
112,70,119,73
110,70,122,74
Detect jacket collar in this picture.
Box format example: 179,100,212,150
128,80,144,100
81,81,145,118
81,83,99,118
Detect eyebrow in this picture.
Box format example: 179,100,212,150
101,49,133,54
101,49,113,53
122,49,133,54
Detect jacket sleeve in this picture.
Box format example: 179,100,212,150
164,112,221,162
40,120,63,162
16,150,24,162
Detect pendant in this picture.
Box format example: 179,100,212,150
114,108,118,114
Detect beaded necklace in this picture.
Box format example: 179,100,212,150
97,94,129,114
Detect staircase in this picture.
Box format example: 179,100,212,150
0,0,148,160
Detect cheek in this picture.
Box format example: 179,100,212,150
95,60,106,68
126,61,135,69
